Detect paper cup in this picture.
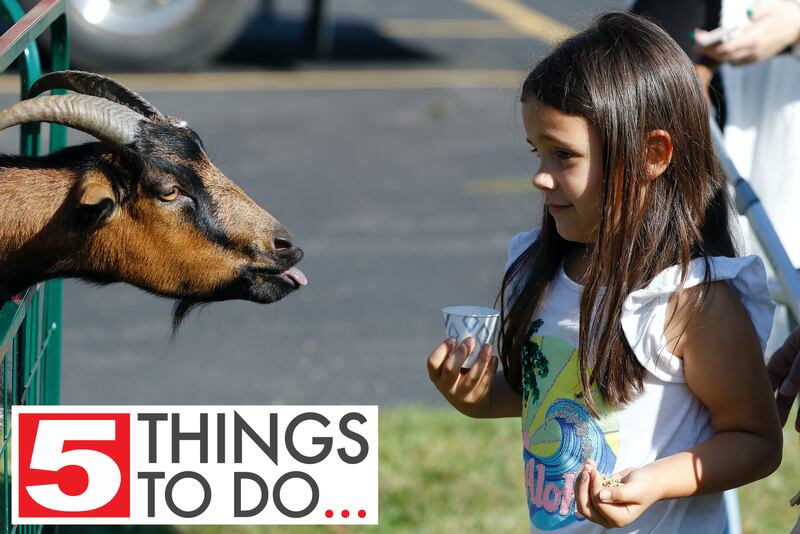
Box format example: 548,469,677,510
442,306,500,368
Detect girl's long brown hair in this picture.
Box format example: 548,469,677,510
498,12,737,416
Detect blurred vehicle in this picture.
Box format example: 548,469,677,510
44,0,261,70
23,0,333,71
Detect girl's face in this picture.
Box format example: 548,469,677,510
522,98,604,244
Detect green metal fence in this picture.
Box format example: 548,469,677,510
0,0,68,531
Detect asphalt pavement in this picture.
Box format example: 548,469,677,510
0,0,626,407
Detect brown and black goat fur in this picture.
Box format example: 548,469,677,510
0,71,305,329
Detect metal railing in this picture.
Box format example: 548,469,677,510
710,118,800,325
0,1,68,532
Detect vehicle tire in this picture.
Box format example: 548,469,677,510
29,0,260,71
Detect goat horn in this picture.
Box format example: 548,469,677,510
27,70,164,120
0,94,145,146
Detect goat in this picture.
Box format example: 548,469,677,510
0,71,306,330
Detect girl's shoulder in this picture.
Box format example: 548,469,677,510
505,226,541,270
621,255,776,383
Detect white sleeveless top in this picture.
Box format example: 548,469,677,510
507,228,775,533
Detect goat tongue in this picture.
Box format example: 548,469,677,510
282,266,308,287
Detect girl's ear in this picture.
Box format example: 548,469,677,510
645,130,673,180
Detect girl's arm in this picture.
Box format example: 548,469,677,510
576,281,782,528
427,338,522,419
645,281,782,496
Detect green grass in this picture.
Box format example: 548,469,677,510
740,404,800,533
7,405,797,534
176,406,528,534
171,404,798,534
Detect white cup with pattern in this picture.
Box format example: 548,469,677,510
441,306,500,368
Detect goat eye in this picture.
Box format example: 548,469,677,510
159,186,181,202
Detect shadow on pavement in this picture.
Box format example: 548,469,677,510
220,10,435,68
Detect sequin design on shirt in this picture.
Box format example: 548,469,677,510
521,321,620,530
522,319,548,407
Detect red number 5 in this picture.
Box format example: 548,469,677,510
16,413,130,518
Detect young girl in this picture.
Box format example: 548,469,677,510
426,12,783,532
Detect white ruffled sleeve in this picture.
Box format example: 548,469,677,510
503,227,540,306
620,256,776,383
505,227,540,272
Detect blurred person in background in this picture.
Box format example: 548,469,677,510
770,325,800,531
769,326,800,432
767,326,800,531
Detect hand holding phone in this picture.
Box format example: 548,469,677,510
694,25,744,47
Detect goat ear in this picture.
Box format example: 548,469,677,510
75,172,117,227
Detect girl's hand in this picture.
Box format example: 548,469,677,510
694,0,800,65
426,337,499,418
574,459,662,529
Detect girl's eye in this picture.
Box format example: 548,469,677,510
159,186,181,202
555,150,574,160
529,147,539,154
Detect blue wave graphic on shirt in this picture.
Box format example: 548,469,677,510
524,398,616,530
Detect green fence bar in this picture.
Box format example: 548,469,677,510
0,0,68,532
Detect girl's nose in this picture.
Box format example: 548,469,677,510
532,171,557,191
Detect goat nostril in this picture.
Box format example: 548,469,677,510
274,236,293,250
